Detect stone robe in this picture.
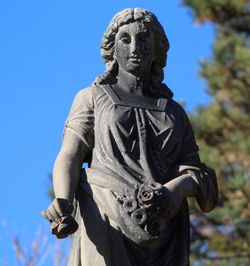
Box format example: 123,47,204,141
65,85,218,266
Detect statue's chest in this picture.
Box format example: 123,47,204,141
94,86,183,158
98,103,181,152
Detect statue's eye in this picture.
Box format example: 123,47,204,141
120,36,131,44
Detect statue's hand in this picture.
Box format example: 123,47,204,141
41,198,78,239
158,176,188,219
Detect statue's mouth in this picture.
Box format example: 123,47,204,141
129,57,141,64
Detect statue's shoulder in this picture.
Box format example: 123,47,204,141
75,85,100,99
73,85,102,106
167,98,189,119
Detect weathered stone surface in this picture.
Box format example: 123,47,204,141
42,8,218,266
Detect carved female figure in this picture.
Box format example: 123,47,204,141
43,8,218,266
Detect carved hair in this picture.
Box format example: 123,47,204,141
94,8,172,96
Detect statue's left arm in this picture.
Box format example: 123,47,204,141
161,105,218,217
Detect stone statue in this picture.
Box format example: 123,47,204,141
42,8,218,266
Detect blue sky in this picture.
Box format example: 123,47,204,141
0,0,214,264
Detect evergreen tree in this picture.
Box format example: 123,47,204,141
183,1,250,265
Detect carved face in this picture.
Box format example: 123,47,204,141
114,21,156,76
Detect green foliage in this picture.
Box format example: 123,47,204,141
184,0,250,265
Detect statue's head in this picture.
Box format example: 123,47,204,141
94,8,171,94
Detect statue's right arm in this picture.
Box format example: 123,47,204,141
41,129,89,239
53,128,87,204
54,87,94,203
42,87,95,238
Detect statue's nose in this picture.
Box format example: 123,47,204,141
130,40,140,55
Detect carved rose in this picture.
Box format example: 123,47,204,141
131,208,147,226
123,198,138,214
137,184,154,206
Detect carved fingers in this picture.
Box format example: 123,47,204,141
41,198,78,239
158,185,184,219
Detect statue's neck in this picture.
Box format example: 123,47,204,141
115,69,151,96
